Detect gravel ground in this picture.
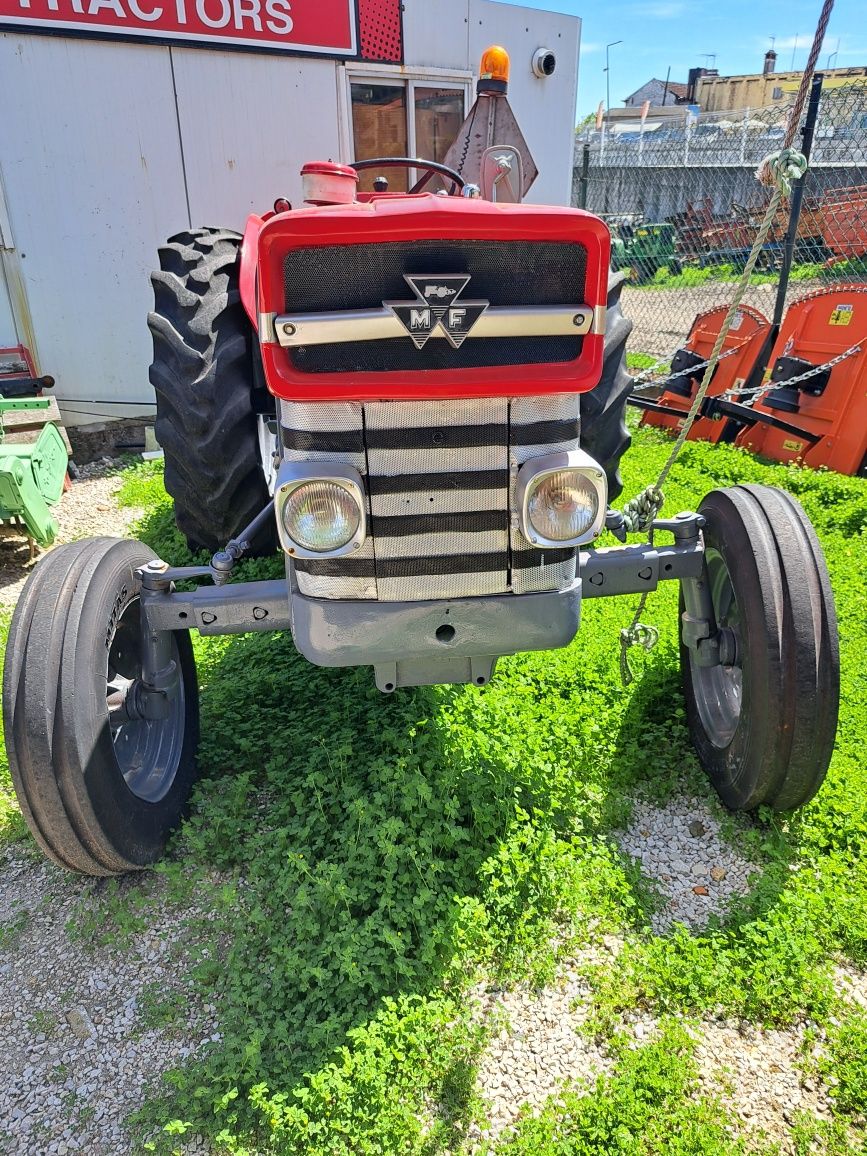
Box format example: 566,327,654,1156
0,460,143,614
616,795,758,933
692,1019,833,1153
623,280,822,359
467,953,840,1154
0,847,216,1156
468,948,618,1147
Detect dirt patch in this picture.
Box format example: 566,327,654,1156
0,462,143,614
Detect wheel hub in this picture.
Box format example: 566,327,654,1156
690,548,743,748
107,599,186,804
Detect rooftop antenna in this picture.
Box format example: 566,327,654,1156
700,53,716,68
791,34,799,70
827,37,840,69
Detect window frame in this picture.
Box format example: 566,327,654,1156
339,62,472,188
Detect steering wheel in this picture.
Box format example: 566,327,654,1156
350,157,466,195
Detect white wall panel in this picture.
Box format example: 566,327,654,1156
469,1,579,206
402,0,470,72
0,33,188,423
171,49,342,227
0,278,17,348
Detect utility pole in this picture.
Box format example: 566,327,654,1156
604,39,623,151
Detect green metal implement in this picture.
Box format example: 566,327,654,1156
611,222,681,283
0,398,68,547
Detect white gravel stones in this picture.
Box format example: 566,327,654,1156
469,955,614,1146
616,795,757,932
0,848,216,1155
693,1019,833,1154
0,460,143,612
833,964,867,1012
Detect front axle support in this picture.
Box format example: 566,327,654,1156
133,510,730,673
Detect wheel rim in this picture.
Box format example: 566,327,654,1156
106,598,186,803
690,548,743,748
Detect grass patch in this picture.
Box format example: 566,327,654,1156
819,1009,867,1118
498,1021,755,1155
2,433,865,1153
626,352,662,372
627,260,830,292
627,256,867,294
0,607,29,850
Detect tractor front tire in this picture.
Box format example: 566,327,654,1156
681,485,838,811
148,227,275,555
580,270,634,499
3,538,199,874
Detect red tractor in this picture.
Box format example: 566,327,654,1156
3,81,839,875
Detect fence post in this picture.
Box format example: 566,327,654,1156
684,108,690,165
577,142,590,209
740,106,750,164
772,73,824,328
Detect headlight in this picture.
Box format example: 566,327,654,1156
275,464,366,559
517,450,607,547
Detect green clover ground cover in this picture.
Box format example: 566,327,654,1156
1,427,866,1154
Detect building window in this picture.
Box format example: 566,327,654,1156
350,78,466,192
772,86,783,100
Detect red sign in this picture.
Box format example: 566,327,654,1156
0,0,356,55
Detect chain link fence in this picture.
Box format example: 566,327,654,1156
573,81,867,362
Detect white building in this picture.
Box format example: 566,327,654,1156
623,78,688,108
0,0,579,441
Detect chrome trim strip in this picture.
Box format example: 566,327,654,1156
271,305,594,347
258,312,277,342
592,304,607,335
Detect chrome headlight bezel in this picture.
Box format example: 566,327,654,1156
516,449,608,548
275,462,367,559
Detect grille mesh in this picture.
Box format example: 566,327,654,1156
281,395,582,603
283,240,587,374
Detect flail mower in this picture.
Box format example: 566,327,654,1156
635,281,867,477
3,47,840,876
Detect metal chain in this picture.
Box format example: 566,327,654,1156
724,342,862,401
631,342,746,389
629,348,681,386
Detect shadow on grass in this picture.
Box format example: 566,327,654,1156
608,646,803,930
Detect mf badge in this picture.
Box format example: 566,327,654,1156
385,274,489,349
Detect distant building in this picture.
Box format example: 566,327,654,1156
696,54,867,112
623,78,688,107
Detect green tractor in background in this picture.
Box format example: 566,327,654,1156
611,222,681,283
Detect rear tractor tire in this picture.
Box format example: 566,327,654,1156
682,485,838,811
3,538,200,875
580,270,634,499
148,226,276,556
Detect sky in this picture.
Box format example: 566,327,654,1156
496,0,864,119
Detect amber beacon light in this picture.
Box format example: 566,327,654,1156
478,45,510,94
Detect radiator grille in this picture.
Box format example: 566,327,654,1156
283,240,586,375
281,395,581,603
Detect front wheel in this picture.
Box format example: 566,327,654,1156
681,485,838,811
3,538,199,874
